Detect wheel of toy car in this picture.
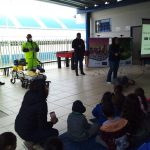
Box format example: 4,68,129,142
24,80,29,89
10,78,16,84
21,81,25,88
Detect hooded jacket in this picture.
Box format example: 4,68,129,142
15,90,52,139
100,117,129,150
22,41,39,69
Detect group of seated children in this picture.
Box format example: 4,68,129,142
4,77,149,150
67,86,150,150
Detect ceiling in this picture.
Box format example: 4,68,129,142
37,0,150,13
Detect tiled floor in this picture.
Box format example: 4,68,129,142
0,64,150,150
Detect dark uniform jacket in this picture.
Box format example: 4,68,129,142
72,38,85,58
109,44,120,61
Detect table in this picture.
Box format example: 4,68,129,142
0,66,12,76
56,51,75,70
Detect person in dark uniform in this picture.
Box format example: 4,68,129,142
107,37,121,84
72,33,85,76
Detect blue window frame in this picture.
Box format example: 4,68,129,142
95,18,111,33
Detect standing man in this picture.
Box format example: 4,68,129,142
106,37,121,84
22,34,40,71
72,33,85,76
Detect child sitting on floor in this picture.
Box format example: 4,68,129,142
67,100,98,142
112,85,126,116
92,92,112,126
134,87,149,114
0,132,17,150
96,102,129,150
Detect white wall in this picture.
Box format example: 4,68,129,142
91,1,150,38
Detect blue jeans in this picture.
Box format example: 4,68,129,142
107,61,120,82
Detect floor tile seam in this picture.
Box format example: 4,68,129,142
50,102,73,109
0,108,15,115
49,106,71,113
48,92,86,101
0,122,15,128
0,104,21,111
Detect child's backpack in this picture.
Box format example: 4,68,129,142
13,60,19,66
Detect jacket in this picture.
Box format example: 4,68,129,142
100,117,129,150
22,41,39,59
15,90,53,139
67,112,90,141
109,44,121,61
92,104,107,126
72,38,85,58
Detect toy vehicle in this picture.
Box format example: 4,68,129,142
10,58,49,88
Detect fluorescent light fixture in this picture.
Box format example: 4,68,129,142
117,0,122,2
105,1,109,5
94,4,98,7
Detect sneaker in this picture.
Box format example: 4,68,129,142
107,81,111,84
0,82,5,85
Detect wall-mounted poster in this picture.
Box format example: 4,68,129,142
88,38,109,67
141,24,150,58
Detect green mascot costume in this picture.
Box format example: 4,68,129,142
22,34,40,71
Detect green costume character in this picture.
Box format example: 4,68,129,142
22,34,39,71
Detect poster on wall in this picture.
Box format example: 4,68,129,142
88,38,109,67
141,24,150,58
119,37,132,65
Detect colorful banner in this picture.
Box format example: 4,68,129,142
88,38,109,67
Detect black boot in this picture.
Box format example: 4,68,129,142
0,81,5,85
75,70,79,76
81,72,85,75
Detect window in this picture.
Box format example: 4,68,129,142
95,18,111,33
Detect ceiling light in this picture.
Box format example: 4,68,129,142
117,0,122,2
105,1,109,5
94,4,98,7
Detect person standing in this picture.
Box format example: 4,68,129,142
72,33,85,76
107,37,121,84
22,34,40,71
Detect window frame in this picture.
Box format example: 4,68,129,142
95,18,112,33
